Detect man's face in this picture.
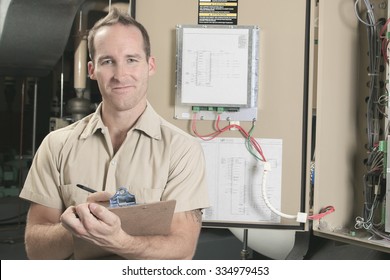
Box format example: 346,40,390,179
88,23,155,112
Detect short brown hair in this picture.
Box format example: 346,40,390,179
87,7,151,61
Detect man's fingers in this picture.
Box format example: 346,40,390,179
86,191,112,203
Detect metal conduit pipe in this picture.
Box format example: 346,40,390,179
68,1,130,121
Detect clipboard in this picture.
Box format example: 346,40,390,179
73,200,176,259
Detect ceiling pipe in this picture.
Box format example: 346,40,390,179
74,10,88,96
73,1,130,96
68,1,130,121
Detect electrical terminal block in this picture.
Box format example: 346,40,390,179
217,107,225,114
191,106,240,113
379,140,387,152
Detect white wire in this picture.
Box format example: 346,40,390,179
354,0,377,27
261,164,297,220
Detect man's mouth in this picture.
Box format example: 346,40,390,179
112,85,133,92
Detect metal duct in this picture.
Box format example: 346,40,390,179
0,0,86,77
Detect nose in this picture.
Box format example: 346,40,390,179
113,62,128,81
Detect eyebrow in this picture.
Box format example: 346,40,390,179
97,53,143,61
97,55,113,64
125,54,143,60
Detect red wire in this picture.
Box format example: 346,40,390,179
380,18,390,64
308,206,335,220
191,113,267,161
379,18,390,38
381,38,389,64
215,114,222,132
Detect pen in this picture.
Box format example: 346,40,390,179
76,184,97,193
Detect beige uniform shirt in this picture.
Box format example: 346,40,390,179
20,103,210,213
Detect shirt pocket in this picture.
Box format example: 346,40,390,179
59,184,90,207
129,187,164,204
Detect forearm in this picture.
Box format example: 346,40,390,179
25,222,73,259
114,231,197,260
62,204,202,260
110,211,202,260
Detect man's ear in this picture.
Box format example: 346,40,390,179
88,61,96,80
148,56,156,76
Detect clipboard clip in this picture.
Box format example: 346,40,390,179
109,187,136,208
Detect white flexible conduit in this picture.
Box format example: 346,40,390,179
261,162,297,220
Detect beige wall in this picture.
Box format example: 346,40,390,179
137,0,310,226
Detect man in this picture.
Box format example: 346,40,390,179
19,8,209,259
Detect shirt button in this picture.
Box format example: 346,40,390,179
101,128,105,134
111,160,117,166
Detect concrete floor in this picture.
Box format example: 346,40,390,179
1,224,390,260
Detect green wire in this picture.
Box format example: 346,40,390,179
245,123,262,161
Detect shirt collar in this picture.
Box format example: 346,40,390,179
133,102,162,140
79,102,162,140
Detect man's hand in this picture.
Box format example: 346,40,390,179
60,191,125,251
61,192,202,259
85,191,112,204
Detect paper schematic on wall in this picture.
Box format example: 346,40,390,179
72,189,176,259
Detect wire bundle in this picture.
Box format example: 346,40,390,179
354,0,389,242
191,113,267,162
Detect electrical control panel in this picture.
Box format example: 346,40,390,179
313,0,390,252
175,25,259,121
